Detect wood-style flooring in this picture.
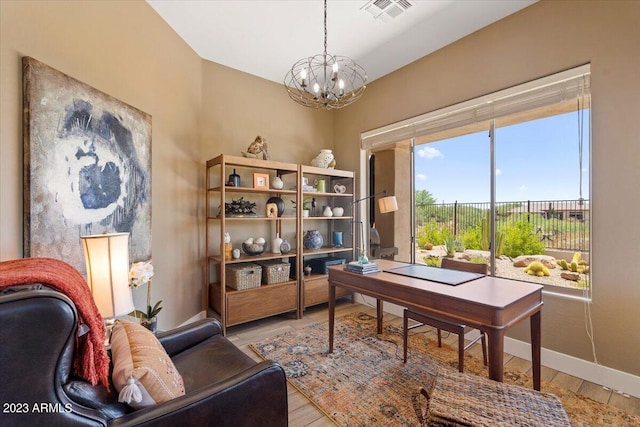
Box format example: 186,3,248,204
225,301,640,427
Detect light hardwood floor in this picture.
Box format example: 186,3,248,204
225,301,640,426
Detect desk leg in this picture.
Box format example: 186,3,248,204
376,299,383,334
487,330,505,383
531,310,542,391
329,283,336,353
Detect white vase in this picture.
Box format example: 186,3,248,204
271,176,284,190
272,233,283,254
323,206,333,217
333,207,344,217
310,149,335,169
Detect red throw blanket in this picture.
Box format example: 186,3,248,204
0,257,110,389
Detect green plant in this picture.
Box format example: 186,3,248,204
469,255,489,265
501,220,545,258
480,211,505,256
460,226,482,251
558,253,589,274
443,236,457,257
417,220,453,249
423,256,441,267
577,279,590,289
131,300,163,320
524,261,550,277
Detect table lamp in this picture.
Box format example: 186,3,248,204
353,190,398,264
81,232,134,344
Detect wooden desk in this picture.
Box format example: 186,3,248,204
328,259,543,390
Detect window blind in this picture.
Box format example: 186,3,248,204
361,64,591,150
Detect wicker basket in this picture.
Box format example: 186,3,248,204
225,263,262,290
256,260,291,284
412,369,570,427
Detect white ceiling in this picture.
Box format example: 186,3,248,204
147,0,537,84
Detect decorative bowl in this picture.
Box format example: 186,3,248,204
242,243,265,256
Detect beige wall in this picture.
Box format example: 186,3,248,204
0,0,203,329
200,60,333,165
335,0,640,377
0,0,333,329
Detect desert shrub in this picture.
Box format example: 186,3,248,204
469,255,489,265
501,221,546,257
460,226,482,250
423,256,441,267
417,220,453,248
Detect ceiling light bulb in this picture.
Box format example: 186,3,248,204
338,79,345,96
313,83,320,93
299,68,307,87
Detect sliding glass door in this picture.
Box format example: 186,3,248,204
364,65,591,295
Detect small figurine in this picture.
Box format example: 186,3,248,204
242,136,270,160
311,197,317,216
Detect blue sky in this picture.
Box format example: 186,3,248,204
414,110,590,203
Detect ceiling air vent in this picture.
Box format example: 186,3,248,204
362,0,413,22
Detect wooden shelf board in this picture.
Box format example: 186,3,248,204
302,216,353,220
208,215,297,221
209,253,296,263
302,191,353,198
207,154,298,172
302,246,353,256
301,165,354,178
223,280,297,293
209,186,297,195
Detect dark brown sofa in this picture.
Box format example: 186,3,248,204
0,285,288,426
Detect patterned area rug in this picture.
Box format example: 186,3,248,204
250,312,638,427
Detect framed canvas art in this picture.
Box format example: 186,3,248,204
22,57,152,272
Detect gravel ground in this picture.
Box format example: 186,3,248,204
417,247,588,290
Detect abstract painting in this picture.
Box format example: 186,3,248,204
23,57,151,272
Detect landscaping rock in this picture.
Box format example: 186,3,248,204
512,255,557,269
561,272,580,281
458,249,490,261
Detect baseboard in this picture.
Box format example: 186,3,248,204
357,294,640,398
178,310,207,327
504,336,640,399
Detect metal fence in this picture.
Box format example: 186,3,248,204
416,199,590,252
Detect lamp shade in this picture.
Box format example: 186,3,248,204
81,232,134,318
378,196,399,214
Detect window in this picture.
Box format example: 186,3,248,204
363,65,591,296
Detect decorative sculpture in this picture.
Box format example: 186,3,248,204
242,136,270,160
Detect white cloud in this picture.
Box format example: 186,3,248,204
519,185,528,192
417,147,443,159
495,168,502,176
416,173,427,181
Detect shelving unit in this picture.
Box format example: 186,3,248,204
206,154,300,333
205,154,355,333
299,165,355,309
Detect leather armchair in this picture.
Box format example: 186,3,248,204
0,285,288,426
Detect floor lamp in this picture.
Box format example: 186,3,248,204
81,232,135,345
353,190,399,264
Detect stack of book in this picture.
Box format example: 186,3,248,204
345,261,380,275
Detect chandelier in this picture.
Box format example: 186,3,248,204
284,0,367,109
